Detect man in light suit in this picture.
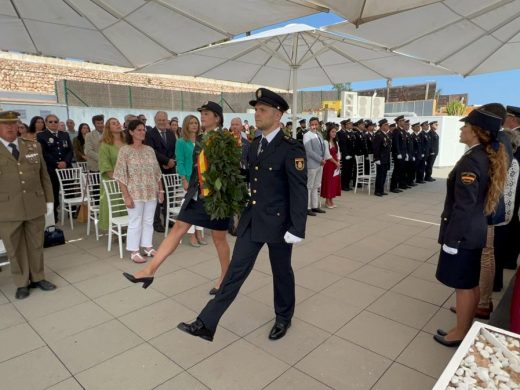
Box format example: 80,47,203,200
0,111,56,299
303,117,326,216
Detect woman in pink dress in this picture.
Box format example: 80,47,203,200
321,124,342,208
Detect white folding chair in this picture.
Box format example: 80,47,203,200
102,180,129,259
86,172,101,240
75,161,88,174
163,173,184,237
355,155,375,195
56,168,84,229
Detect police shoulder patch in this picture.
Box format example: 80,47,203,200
295,157,305,171
460,172,477,185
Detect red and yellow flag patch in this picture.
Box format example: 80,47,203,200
460,172,477,185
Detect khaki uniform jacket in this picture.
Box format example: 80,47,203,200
84,130,102,171
0,138,54,222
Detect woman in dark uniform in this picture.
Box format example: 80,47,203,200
435,109,508,347
123,102,234,294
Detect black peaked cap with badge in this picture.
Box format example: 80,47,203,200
0,111,21,122
249,88,289,112
460,109,501,139
507,106,520,118
198,101,223,120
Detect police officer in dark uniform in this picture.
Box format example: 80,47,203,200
178,88,308,342
37,114,74,221
390,115,407,193
352,119,365,187
416,122,429,183
425,121,440,181
373,119,391,196
337,119,356,190
296,119,307,142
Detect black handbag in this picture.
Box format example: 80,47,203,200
44,226,65,248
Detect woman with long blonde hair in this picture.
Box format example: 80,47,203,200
435,109,508,347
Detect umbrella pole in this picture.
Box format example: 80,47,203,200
291,65,298,139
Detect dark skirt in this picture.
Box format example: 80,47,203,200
436,247,483,289
177,198,230,231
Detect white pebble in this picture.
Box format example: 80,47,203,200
497,375,510,382
476,342,485,350
456,368,465,376
477,368,491,382
481,350,491,359
451,376,460,385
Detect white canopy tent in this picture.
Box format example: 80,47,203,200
0,0,325,68
136,23,453,136
306,0,442,26
325,0,520,76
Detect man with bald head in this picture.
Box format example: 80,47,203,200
144,111,176,233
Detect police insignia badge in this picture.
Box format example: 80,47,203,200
49,138,54,144
295,157,304,171
257,89,262,98
460,172,476,185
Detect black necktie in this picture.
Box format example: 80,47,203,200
160,131,167,143
9,143,19,160
258,138,268,156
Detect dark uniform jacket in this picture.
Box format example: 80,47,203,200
418,131,429,158
429,131,439,155
409,132,420,161
37,129,73,170
237,130,308,243
372,130,391,165
353,129,365,156
391,127,407,158
0,138,53,221
365,132,374,155
438,144,489,249
145,127,176,174
337,129,356,159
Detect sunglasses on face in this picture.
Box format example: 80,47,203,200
47,120,58,124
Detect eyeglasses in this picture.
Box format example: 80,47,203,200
47,120,58,124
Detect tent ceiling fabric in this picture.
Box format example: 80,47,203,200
307,0,442,25
136,24,453,90
0,0,323,68
325,0,520,76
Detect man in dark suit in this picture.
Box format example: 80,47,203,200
296,119,307,142
37,114,74,222
178,88,308,342
144,111,176,232
390,115,407,193
425,121,439,181
373,119,391,196
337,119,356,191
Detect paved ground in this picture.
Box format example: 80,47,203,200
0,169,515,390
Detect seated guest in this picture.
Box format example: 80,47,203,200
114,120,163,263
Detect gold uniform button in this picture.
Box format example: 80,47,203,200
21,181,25,184
252,200,256,205
255,166,259,171
254,178,258,181
277,213,280,216
22,190,26,193
269,167,272,171
253,190,257,193
19,171,23,175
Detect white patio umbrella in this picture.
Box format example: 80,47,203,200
136,23,453,136
307,0,442,26
0,0,324,68
325,0,520,76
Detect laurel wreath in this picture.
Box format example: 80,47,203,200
200,130,250,220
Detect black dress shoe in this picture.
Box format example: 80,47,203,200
269,321,291,340
153,224,165,233
177,319,214,342
390,189,401,193
409,183,417,187
15,287,30,300
30,280,57,291
433,334,462,347
425,178,435,182
437,329,448,336
123,272,154,289
342,187,351,191
312,208,326,214
209,287,219,295
374,192,383,197
307,210,316,216
382,192,389,196
416,180,426,184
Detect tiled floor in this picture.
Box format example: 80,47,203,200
0,172,515,390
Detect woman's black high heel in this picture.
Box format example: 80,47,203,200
123,272,154,289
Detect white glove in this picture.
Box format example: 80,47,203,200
46,202,54,216
374,160,381,165
284,231,303,244
405,156,409,161
442,244,458,255
346,156,352,160
397,154,402,160
412,157,416,161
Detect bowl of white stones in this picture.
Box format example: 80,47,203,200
434,322,520,390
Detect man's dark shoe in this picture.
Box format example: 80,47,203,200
425,178,435,182
382,192,389,196
30,280,57,291
390,189,401,193
15,287,30,300
416,180,426,184
307,210,316,216
153,224,165,233
269,321,291,340
374,192,383,197
312,208,326,214
342,187,351,191
177,319,214,341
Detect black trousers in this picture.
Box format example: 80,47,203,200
198,225,295,334
375,163,388,194
425,154,437,179
48,169,60,221
416,158,426,182
342,157,354,189
494,217,520,290
390,158,404,190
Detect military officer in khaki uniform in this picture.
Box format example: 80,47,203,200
0,111,57,299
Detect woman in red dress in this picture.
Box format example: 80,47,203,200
321,123,342,208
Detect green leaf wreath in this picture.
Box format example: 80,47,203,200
200,130,250,220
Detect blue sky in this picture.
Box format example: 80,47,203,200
252,12,520,106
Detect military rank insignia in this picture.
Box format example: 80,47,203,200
460,172,476,184
295,158,305,171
